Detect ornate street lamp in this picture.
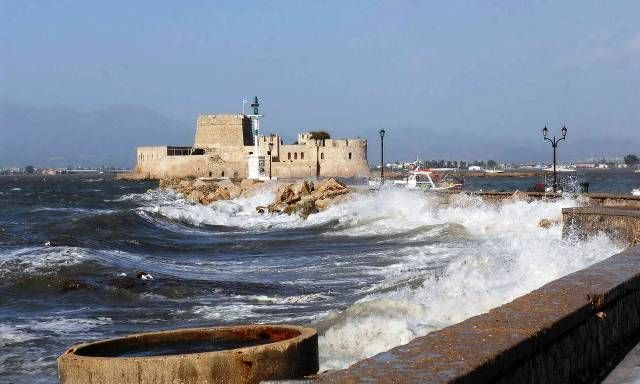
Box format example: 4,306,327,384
268,142,274,180
542,125,567,192
379,129,386,181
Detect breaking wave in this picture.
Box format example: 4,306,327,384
118,187,623,371
1,179,625,382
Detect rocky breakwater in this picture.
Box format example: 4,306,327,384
258,178,352,218
158,178,263,205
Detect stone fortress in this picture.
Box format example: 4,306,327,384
133,103,369,180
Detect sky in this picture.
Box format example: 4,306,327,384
1,1,639,166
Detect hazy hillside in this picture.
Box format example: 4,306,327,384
0,103,191,168
0,102,636,167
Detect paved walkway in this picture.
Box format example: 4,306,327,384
604,343,640,384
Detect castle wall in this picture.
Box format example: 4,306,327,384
194,115,253,148
270,138,369,178
134,114,370,180
136,146,248,179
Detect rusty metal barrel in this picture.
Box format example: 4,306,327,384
58,324,318,384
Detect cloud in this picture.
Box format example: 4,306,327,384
558,31,640,68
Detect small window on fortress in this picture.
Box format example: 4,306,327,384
301,152,304,160
222,171,225,177
294,152,298,160
288,152,291,160
321,153,324,160
209,171,212,177
349,152,352,160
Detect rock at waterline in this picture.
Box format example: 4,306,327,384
158,177,351,218
538,218,562,229
261,178,351,218
158,178,263,205
136,272,154,280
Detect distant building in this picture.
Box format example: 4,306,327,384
133,114,369,179
468,165,483,171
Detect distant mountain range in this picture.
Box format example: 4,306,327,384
0,102,636,167
0,103,190,168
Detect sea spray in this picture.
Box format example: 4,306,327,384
314,192,623,370
1,177,625,383
129,187,624,369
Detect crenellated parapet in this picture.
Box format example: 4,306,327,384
132,113,369,180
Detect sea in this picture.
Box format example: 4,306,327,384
0,170,638,383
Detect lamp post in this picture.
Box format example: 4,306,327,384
315,139,321,180
542,125,568,193
379,129,386,181
268,142,273,180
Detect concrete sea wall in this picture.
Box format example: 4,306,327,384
317,245,640,383
563,207,640,246
434,190,640,208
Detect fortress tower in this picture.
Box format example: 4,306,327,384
132,98,370,180
194,114,253,148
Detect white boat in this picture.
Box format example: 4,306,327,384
393,170,464,191
635,170,640,173
484,169,504,174
632,189,640,196
543,165,576,173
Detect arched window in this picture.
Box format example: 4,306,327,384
209,171,212,177
321,153,324,160
301,152,304,160
348,152,352,160
222,171,225,177
288,152,291,160
294,152,298,160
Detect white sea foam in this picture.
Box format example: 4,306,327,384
0,324,38,347
0,247,89,276
25,316,112,333
314,191,623,370
31,207,117,214
0,246,147,277
120,186,622,371
0,317,112,347
136,186,310,229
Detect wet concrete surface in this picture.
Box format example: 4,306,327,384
604,342,640,384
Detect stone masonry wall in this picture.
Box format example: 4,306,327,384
132,114,370,180
134,139,369,180
194,114,252,147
